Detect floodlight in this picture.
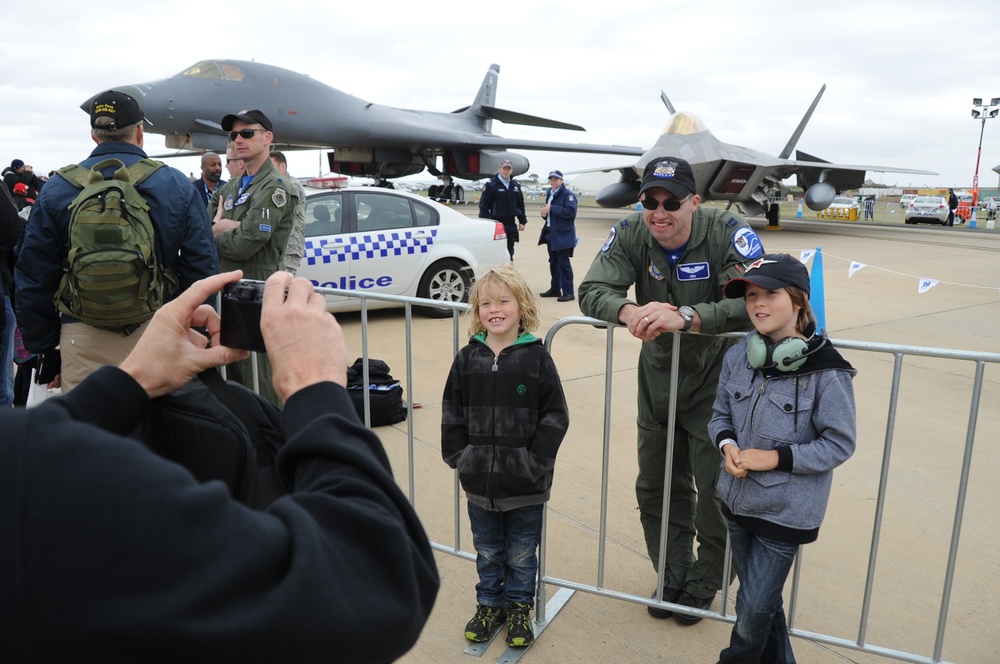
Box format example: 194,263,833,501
972,110,980,118
991,98,1000,107
991,109,999,119
973,97,983,106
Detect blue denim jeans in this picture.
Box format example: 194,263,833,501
718,519,798,664
0,295,15,407
467,501,543,608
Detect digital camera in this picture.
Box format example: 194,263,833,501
220,279,267,353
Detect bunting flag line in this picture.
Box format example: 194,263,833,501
799,249,814,265
796,250,999,297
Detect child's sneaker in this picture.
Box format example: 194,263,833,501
465,604,506,642
505,602,534,647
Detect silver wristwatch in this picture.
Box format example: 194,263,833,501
678,306,695,332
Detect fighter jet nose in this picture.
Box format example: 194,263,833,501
80,85,151,124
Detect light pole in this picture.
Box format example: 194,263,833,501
970,97,999,204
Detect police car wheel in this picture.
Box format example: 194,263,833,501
417,259,472,318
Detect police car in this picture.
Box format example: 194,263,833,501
297,186,509,316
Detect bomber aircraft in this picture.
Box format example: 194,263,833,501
86,59,645,201
591,86,936,223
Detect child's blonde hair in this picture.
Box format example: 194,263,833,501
467,264,540,338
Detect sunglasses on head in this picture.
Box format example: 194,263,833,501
228,128,267,141
641,195,690,211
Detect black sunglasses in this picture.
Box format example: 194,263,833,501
228,128,267,141
641,195,690,212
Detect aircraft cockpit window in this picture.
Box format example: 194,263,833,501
181,61,224,79
180,61,245,82
662,111,707,137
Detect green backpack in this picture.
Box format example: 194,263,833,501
55,158,179,331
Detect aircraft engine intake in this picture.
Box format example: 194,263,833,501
455,151,529,179
804,182,836,211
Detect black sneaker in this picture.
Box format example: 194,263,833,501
557,293,575,302
505,602,534,647
465,604,506,642
647,585,682,619
673,591,714,626
539,289,560,298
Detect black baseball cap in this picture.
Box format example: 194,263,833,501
221,109,273,132
90,90,144,130
638,157,697,199
723,254,811,298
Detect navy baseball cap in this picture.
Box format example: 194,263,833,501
548,170,564,180
638,157,697,199
723,254,811,298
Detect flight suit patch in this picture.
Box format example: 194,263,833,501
677,262,709,280
236,192,250,206
601,226,617,253
224,195,234,211
648,261,665,280
272,188,287,208
733,227,764,258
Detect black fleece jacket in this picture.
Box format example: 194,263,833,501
441,333,569,511
0,366,439,663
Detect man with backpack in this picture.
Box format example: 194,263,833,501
14,90,218,392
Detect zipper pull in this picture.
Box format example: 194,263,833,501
492,355,499,372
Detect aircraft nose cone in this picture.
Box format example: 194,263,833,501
80,85,150,123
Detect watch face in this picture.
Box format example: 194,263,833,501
679,306,694,319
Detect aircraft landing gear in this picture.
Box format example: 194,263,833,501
765,202,782,230
428,179,466,204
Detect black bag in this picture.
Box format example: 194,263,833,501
345,357,407,427
134,368,286,510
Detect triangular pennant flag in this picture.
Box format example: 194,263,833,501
799,249,814,264
918,278,939,294
848,261,867,278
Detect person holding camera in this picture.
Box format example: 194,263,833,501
3,159,40,202
0,269,440,662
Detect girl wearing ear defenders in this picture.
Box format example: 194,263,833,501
709,253,857,663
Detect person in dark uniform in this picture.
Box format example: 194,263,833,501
947,189,958,227
479,159,528,260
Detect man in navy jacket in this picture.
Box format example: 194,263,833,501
538,170,578,302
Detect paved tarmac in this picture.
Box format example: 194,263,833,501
333,205,999,664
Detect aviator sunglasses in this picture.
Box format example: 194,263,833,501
641,195,691,212
228,128,267,141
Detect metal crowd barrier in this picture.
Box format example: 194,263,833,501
242,288,996,664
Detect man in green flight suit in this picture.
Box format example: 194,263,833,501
579,157,764,624
209,109,297,405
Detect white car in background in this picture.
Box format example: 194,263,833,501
297,187,509,316
904,195,949,225
899,194,918,208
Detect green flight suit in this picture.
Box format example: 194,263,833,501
578,206,763,599
209,157,297,405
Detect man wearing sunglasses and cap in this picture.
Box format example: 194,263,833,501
208,109,299,406
579,157,764,624
15,90,218,393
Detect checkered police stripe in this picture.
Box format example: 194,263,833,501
302,230,438,265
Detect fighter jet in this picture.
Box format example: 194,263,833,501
88,59,644,193
592,86,936,222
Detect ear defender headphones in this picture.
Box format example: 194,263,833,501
746,333,827,372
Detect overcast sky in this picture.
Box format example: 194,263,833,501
3,1,1000,192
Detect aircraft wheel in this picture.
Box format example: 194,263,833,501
454,185,466,203
428,185,441,200
417,259,471,318
766,203,780,225
441,184,455,203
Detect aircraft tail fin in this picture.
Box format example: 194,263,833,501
456,64,585,133
660,91,676,115
777,84,826,160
